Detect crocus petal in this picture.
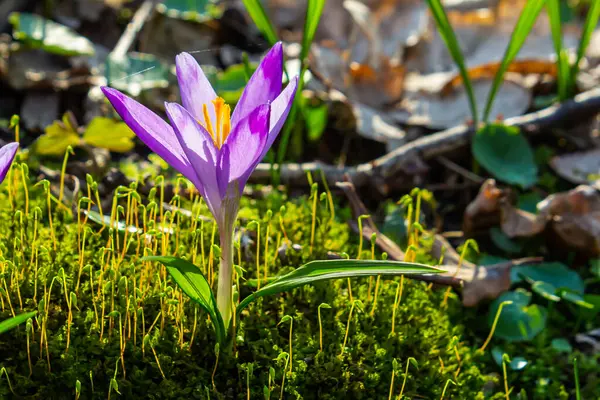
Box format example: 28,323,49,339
216,145,231,200
0,142,19,184
218,104,271,196
260,76,298,160
230,43,283,127
175,52,218,124
101,87,202,190
164,102,222,214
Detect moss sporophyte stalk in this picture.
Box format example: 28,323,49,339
0,141,28,335
102,42,439,348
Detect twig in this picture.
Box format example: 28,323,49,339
336,178,544,306
436,156,484,184
251,88,600,191
111,0,157,60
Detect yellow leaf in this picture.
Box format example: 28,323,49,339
83,117,135,153
36,118,81,156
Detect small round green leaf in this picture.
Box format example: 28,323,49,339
531,281,560,302
577,294,600,320
487,289,547,342
560,291,594,309
551,338,572,354
204,63,258,104
511,262,584,294
472,124,537,188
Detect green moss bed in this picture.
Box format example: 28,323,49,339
0,173,598,399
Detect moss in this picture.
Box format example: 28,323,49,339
0,177,596,399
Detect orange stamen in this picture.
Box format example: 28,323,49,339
198,97,232,149
202,104,216,146
222,104,231,144
213,98,223,146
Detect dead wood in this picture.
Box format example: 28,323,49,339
251,88,600,193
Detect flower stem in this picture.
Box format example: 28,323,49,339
217,221,235,328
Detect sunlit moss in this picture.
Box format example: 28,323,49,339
0,175,595,399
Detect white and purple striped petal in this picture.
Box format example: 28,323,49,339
218,104,271,197
260,76,298,160
0,142,19,184
164,102,222,215
101,87,204,192
230,43,283,128
176,52,218,126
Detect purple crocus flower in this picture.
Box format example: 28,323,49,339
0,143,19,184
102,43,298,326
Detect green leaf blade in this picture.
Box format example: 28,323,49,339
143,256,225,344
237,259,442,313
487,289,547,342
240,0,279,46
0,311,36,334
482,0,546,122
571,0,600,85
547,0,571,100
425,0,478,126
300,0,327,62
301,98,328,141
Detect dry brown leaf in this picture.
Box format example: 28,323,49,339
442,60,557,94
550,149,600,188
351,101,407,144
390,76,531,129
309,0,425,108
464,180,545,239
345,0,427,62
500,203,545,237
540,185,600,255
463,179,506,234
308,0,573,132
418,0,579,72
464,180,547,238
312,44,406,108
538,185,600,216
465,181,600,256
5,49,80,90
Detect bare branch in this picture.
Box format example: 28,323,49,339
251,88,600,190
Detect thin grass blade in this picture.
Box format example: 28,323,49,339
0,311,36,334
300,0,327,62
547,0,570,100
143,256,226,344
482,0,546,122
274,67,305,183
425,0,478,126
240,0,279,46
237,259,442,313
571,0,600,85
